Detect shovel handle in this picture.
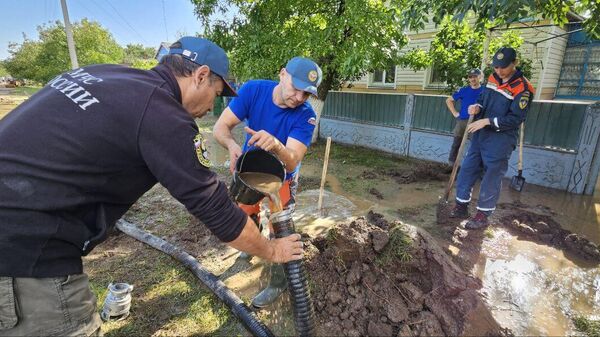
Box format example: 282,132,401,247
518,123,524,171
443,114,474,201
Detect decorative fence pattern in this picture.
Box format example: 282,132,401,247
319,91,599,194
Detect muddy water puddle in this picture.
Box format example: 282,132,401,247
475,227,600,336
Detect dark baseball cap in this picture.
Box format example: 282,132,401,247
467,68,482,77
168,36,237,97
492,47,517,68
285,57,322,96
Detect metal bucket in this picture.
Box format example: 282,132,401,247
230,149,285,205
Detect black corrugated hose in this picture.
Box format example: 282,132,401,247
270,209,316,337
115,219,275,337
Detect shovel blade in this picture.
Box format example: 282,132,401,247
510,175,526,192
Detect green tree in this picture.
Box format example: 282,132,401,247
400,16,533,93
131,58,158,70
3,37,43,81
194,0,413,100
123,44,157,65
405,0,599,39
0,62,8,77
4,19,123,83
191,0,598,100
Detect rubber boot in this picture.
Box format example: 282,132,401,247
251,263,287,308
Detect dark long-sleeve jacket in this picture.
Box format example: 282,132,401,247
475,69,535,142
0,64,247,277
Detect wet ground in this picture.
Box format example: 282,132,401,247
3,92,599,336
197,114,600,336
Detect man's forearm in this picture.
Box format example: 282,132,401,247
446,98,458,116
273,145,300,172
228,216,274,260
214,122,238,150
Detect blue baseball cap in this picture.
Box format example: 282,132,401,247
492,47,517,68
285,57,322,96
467,68,481,76
168,36,237,96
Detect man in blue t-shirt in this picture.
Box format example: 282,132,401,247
214,56,321,308
445,68,484,165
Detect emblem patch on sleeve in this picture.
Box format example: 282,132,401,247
194,133,211,168
308,117,316,126
519,92,530,110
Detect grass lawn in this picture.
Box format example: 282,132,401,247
8,86,41,96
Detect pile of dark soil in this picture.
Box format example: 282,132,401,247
305,214,504,336
499,210,600,262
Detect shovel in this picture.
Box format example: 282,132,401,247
440,114,474,206
510,123,526,191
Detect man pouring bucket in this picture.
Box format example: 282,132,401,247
214,56,322,308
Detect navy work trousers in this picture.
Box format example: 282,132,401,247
455,129,515,212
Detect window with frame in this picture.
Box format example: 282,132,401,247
425,62,446,88
370,64,396,87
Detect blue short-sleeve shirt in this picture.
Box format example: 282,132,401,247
452,85,484,120
228,80,316,179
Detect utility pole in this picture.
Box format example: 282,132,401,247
60,0,79,69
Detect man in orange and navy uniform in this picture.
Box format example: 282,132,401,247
450,47,535,229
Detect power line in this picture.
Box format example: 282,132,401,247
87,0,148,44
519,21,566,40
492,21,584,31
162,0,169,41
77,0,130,43
104,0,149,45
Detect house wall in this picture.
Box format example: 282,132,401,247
344,19,568,100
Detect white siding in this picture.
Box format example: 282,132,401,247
540,27,568,97
396,38,433,87
344,16,568,99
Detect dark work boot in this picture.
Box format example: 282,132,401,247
449,202,469,219
251,264,287,309
465,211,489,230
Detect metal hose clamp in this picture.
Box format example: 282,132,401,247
101,282,134,321
269,208,293,224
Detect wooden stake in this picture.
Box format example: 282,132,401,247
317,137,332,211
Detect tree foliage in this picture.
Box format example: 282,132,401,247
191,0,598,99
404,0,599,39
4,19,123,83
123,44,157,66
0,63,9,77
194,0,412,99
131,58,158,70
400,16,533,93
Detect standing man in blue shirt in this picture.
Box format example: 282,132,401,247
445,68,483,166
213,57,322,308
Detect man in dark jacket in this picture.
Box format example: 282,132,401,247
0,37,303,336
450,47,535,229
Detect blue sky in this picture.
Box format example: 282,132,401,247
0,0,204,60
